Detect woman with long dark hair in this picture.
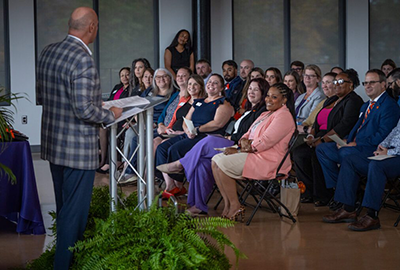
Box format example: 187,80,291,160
164,29,195,79
158,78,270,216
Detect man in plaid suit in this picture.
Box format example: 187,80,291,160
36,7,122,269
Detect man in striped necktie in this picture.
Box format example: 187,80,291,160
316,69,400,226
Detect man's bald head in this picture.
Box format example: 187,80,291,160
68,7,98,45
240,59,254,80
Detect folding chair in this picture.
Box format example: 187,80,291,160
380,176,400,226
240,129,299,226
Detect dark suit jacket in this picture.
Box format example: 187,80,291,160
313,91,364,138
37,35,114,170
225,76,245,112
231,105,267,143
347,91,400,147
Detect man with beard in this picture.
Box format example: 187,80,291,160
239,59,254,81
196,58,212,85
387,68,400,106
222,60,244,112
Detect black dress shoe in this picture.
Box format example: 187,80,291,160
322,208,357,223
348,214,380,231
301,197,313,203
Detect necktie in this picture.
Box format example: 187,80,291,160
356,101,375,136
362,101,376,125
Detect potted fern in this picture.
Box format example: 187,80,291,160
27,186,245,269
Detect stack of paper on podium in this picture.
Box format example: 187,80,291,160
103,96,150,127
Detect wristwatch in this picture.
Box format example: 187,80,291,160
320,137,325,143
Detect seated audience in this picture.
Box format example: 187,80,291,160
331,66,344,74
294,64,325,124
153,73,204,153
284,70,304,101
97,67,131,174
387,68,400,105
323,118,400,231
316,69,400,210
381,58,396,77
164,74,207,134
290,60,305,78
123,68,177,181
293,70,364,206
299,72,337,134
158,78,269,216
129,58,151,96
222,60,245,112
196,58,212,84
234,67,265,119
239,59,255,80
265,67,282,86
155,74,234,197
164,29,194,78
123,67,154,162
156,67,192,136
211,83,296,221
142,68,154,92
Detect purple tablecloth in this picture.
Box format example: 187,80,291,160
0,141,46,235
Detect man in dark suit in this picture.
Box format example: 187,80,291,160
316,69,400,226
36,7,122,269
222,60,244,112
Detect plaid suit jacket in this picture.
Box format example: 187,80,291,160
36,35,114,170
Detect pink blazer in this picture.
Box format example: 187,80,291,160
241,105,295,180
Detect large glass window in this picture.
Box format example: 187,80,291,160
35,0,156,95
369,0,400,70
233,0,342,75
0,0,9,97
233,0,284,72
291,0,340,74
35,0,92,59
98,0,155,92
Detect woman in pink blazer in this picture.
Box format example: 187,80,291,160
211,83,296,221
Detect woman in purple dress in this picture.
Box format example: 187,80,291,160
157,78,269,216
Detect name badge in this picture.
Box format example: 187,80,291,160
179,102,185,106
112,90,117,94
196,102,202,107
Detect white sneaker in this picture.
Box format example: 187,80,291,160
118,174,138,185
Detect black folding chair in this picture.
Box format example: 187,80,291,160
380,176,400,226
240,129,299,226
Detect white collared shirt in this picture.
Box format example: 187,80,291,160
68,34,92,55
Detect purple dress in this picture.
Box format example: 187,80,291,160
180,135,234,212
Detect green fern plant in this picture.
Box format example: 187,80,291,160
70,199,244,270
27,187,245,269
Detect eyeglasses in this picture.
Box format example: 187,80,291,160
303,74,317,79
387,81,395,87
362,81,380,86
333,79,351,85
155,75,170,81
291,68,303,72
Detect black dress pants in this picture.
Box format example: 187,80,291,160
293,142,333,202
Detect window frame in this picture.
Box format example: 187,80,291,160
232,0,346,72
33,0,160,93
